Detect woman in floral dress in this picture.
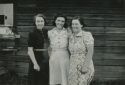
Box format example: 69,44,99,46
48,14,69,85
68,16,94,85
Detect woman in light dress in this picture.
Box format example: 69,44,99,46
48,14,69,85
68,16,94,85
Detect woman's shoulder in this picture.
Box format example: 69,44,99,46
82,30,93,37
47,27,56,37
29,29,39,35
28,31,36,40
48,27,56,32
82,30,94,39
42,29,48,34
82,31,94,42
83,30,92,34
28,31,35,37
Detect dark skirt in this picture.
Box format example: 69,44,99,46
28,52,49,85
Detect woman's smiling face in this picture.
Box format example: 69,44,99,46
35,16,45,30
55,17,65,29
71,19,83,34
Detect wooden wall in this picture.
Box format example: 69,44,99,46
1,0,125,82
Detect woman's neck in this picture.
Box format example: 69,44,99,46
73,30,81,36
36,29,43,32
57,27,63,30
55,27,64,31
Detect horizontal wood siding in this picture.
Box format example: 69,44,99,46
1,0,125,82
15,0,125,80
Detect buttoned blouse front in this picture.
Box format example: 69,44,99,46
68,31,94,85
48,27,68,49
69,31,94,55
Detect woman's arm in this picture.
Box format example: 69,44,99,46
28,47,40,71
48,46,52,58
84,44,94,67
82,32,94,73
47,31,52,58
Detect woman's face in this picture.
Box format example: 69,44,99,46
35,16,45,30
55,17,65,29
72,19,83,34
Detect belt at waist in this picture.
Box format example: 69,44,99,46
34,49,47,51
70,53,86,55
51,48,67,51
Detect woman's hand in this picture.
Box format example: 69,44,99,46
28,47,40,71
34,64,40,71
81,66,88,74
77,64,88,74
48,47,52,57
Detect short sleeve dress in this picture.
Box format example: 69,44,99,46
68,31,94,85
48,27,70,85
28,29,49,85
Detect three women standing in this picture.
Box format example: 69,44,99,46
27,13,94,85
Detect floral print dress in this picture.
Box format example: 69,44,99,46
68,31,94,85
48,27,69,85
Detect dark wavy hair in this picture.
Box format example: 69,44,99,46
71,16,87,29
53,13,68,28
33,13,46,25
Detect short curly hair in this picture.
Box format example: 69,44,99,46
71,16,87,28
33,13,46,25
53,13,68,28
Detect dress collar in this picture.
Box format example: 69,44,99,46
75,31,83,37
53,27,65,31
53,27,66,34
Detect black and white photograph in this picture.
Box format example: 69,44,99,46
0,0,125,85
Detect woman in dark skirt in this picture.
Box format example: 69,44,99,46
27,14,49,85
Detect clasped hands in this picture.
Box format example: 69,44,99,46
77,64,88,74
